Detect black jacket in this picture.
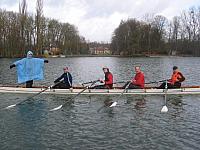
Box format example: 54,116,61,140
54,72,72,87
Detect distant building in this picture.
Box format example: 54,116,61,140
90,47,111,55
49,47,60,55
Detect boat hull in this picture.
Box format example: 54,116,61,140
1,87,200,95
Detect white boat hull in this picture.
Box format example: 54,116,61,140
1,87,200,95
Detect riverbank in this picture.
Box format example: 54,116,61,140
0,54,195,58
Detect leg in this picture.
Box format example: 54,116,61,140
92,85,107,89
157,82,165,89
128,83,142,89
158,82,174,89
173,82,181,88
26,80,33,88
53,81,69,89
166,83,174,89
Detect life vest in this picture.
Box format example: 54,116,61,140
170,71,185,84
132,72,145,88
104,72,113,89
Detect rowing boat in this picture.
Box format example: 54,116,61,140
1,86,200,95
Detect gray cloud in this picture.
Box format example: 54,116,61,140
0,0,16,5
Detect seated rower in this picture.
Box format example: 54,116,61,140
158,66,185,89
123,66,145,89
53,67,72,89
92,67,113,89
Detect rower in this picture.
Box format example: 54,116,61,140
158,66,185,89
53,67,72,89
123,66,145,89
92,67,113,89
10,51,48,88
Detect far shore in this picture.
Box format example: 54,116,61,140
0,54,195,58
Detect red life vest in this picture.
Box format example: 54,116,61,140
132,72,145,88
104,72,113,89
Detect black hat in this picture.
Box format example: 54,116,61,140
173,66,178,70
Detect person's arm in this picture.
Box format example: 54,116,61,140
131,77,136,83
178,72,185,82
67,73,72,87
54,73,64,83
10,64,16,69
44,60,48,63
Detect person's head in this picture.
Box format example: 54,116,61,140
173,66,178,73
103,67,109,73
63,67,69,73
27,51,33,58
135,66,141,74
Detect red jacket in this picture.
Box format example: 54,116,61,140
104,72,113,88
132,72,145,88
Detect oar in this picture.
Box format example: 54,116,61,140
82,80,99,86
97,100,114,112
145,79,169,84
109,81,132,107
113,81,127,84
4,81,62,110
161,80,168,113
50,80,99,111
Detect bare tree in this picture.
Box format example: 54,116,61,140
19,0,27,55
35,0,43,55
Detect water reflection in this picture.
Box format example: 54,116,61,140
134,98,146,109
97,97,114,115
167,95,185,118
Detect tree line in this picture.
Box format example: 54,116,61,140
111,7,200,56
0,0,89,57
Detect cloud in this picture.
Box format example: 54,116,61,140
0,0,199,42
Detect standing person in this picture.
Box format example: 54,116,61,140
53,67,72,89
92,67,113,89
10,51,48,88
123,66,145,89
158,66,185,89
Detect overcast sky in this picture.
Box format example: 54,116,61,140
0,0,199,42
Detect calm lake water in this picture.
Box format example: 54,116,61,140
0,57,200,150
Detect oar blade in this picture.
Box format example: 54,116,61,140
5,104,17,109
161,105,168,113
109,101,117,107
50,105,63,111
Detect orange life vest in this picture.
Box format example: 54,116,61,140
170,71,185,84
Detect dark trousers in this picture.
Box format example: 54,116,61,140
53,81,71,89
26,80,33,88
158,82,181,89
123,82,142,89
91,85,112,89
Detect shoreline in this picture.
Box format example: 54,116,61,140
0,54,196,58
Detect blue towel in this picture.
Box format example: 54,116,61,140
14,58,44,83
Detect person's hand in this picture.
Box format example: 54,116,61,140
99,79,104,83
10,64,15,69
131,79,136,83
